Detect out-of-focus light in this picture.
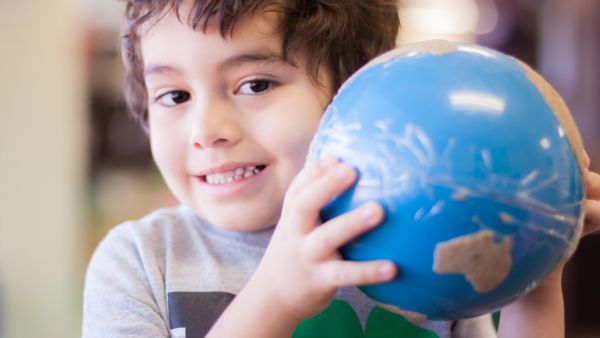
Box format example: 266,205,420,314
402,0,479,34
474,0,499,35
398,0,499,43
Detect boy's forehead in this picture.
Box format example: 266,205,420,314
140,4,296,76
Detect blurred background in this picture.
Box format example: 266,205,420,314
0,0,598,337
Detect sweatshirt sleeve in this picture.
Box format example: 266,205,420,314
82,223,169,338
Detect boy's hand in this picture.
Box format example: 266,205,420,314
256,158,396,321
498,152,600,338
581,151,600,237
536,151,600,281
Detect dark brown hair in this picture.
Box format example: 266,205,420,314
121,0,400,130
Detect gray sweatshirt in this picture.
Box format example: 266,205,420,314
82,205,496,338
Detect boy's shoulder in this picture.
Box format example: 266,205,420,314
88,205,191,264
95,204,272,263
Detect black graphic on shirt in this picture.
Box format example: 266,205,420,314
168,291,235,338
167,291,442,338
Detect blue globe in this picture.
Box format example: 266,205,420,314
309,40,586,320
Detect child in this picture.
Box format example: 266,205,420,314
83,1,600,337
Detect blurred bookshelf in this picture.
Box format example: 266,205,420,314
83,14,177,261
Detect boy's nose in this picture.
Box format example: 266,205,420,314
189,98,242,149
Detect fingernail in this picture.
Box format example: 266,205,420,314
336,165,353,181
379,263,395,277
361,204,378,222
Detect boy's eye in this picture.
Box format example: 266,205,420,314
156,90,191,106
237,79,274,95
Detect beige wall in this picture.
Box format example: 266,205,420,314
0,1,86,338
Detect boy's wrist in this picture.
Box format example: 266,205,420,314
540,261,565,288
249,263,307,323
207,267,303,338
512,261,564,307
498,262,565,338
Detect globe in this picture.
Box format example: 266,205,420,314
308,39,586,320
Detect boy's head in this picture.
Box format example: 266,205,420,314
121,0,399,231
122,0,400,129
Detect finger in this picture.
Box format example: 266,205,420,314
289,163,358,231
582,150,591,169
318,260,396,288
305,202,384,261
285,157,339,199
583,199,600,237
585,171,600,200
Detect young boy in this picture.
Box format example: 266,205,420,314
83,1,600,337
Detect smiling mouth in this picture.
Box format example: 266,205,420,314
201,165,267,184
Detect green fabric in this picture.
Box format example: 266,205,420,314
292,300,364,338
292,300,439,338
492,311,500,331
365,306,439,338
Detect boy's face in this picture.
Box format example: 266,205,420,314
141,4,332,231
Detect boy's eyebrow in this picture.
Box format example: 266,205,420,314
220,51,294,69
143,51,294,79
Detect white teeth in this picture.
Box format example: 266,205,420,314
204,165,263,184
